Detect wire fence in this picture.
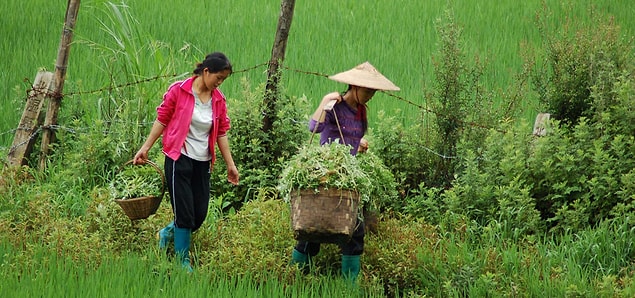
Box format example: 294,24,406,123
2,62,509,162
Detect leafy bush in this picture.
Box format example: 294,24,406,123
193,198,298,282
444,111,635,235
364,215,439,296
532,7,635,127
529,118,635,232
437,7,635,235
401,182,445,224
372,111,435,197
443,122,545,237
210,79,310,209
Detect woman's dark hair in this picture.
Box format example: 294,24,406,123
193,52,232,75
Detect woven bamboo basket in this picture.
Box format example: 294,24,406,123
115,160,165,221
290,187,359,244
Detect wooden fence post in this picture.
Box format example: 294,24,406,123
262,0,296,133
39,0,81,169
7,72,54,166
533,113,551,136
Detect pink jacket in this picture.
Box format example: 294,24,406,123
156,76,231,166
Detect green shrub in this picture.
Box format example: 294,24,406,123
401,183,445,224
194,198,304,282
364,215,439,296
443,122,545,237
210,79,310,209
529,118,635,232
532,6,635,127
372,111,434,197
440,7,635,235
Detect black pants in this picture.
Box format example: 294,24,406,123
165,155,211,232
294,219,365,256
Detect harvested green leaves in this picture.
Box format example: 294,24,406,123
109,163,163,200
277,142,372,206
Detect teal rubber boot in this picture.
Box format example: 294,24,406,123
158,221,175,250
341,255,361,283
291,249,309,273
174,227,193,272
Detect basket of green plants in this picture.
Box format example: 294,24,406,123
278,142,372,243
110,159,165,220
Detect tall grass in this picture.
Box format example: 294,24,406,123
6,211,635,297
2,176,635,296
2,0,635,148
0,243,383,297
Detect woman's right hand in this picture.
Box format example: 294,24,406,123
133,149,148,165
321,92,341,110
312,92,341,122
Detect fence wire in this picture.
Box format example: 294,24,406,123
2,62,507,161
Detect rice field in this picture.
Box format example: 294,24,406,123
2,0,635,148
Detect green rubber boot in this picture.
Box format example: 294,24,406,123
157,221,175,250
291,249,309,273
341,255,361,283
174,227,193,273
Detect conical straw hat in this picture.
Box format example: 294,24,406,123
328,61,400,91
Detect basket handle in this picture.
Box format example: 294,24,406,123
121,159,166,199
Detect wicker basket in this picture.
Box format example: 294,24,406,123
114,160,165,220
290,187,359,244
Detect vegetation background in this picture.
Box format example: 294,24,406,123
2,0,635,297
3,0,635,146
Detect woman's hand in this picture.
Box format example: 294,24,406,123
312,92,342,122
133,148,149,165
321,92,341,111
227,165,239,185
358,138,369,153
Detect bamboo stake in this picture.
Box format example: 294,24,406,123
263,0,296,133
39,0,81,169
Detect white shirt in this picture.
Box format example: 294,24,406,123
182,88,213,161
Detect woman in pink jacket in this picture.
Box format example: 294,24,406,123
134,52,240,272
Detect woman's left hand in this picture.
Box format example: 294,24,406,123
358,138,369,153
227,165,239,185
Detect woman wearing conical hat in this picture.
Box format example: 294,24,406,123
290,61,399,283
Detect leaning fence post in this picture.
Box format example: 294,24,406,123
7,72,54,167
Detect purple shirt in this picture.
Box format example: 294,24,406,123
308,101,364,155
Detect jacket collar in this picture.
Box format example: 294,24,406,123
178,76,197,94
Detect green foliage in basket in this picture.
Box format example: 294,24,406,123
356,150,400,211
109,163,163,200
277,141,372,206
